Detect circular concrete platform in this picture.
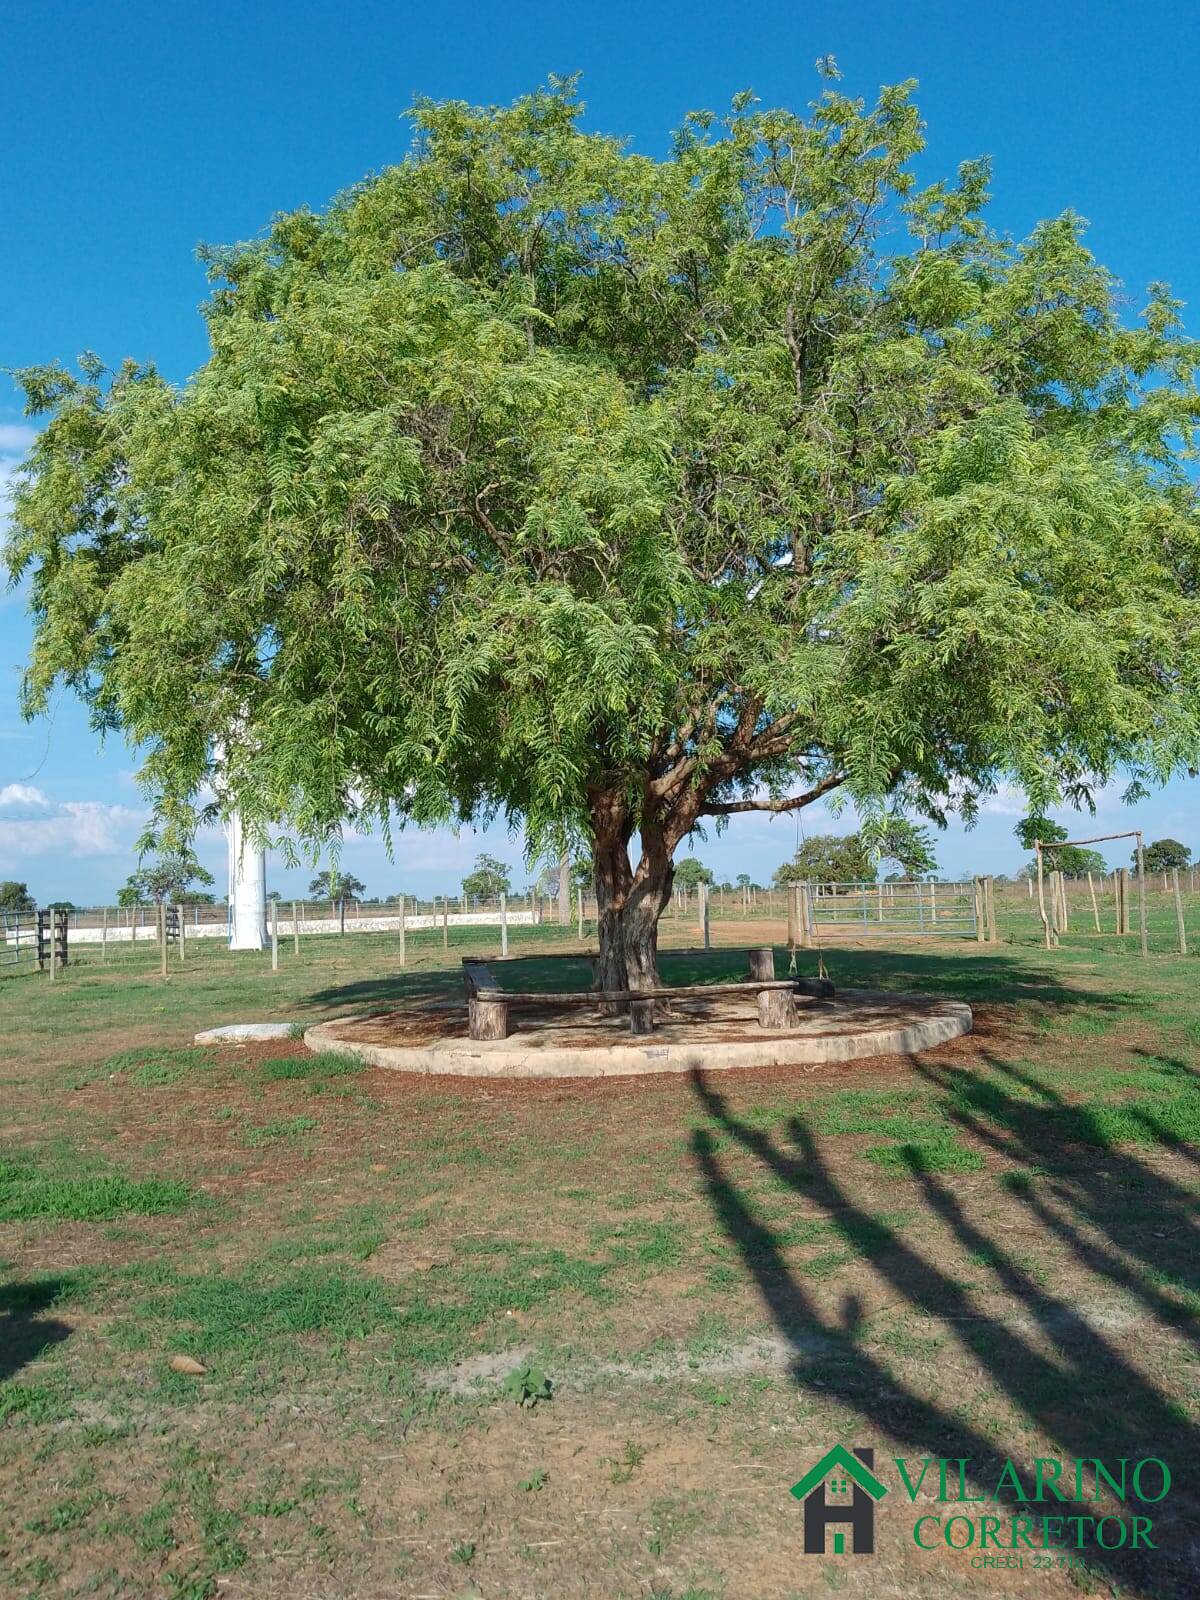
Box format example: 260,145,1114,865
304,987,972,1079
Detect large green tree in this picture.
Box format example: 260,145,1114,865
118,850,214,906
1139,838,1191,873
461,852,511,898
776,818,937,885
673,857,715,891
8,77,1200,993
1016,818,1108,879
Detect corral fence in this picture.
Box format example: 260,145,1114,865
1,892,569,978
805,878,979,939
667,877,996,948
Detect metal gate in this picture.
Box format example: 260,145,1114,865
1,911,35,969
809,880,978,939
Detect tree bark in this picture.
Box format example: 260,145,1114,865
590,794,680,1003
590,791,635,1000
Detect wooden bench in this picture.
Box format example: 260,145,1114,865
461,948,833,1041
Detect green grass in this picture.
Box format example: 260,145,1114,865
863,1137,987,1173
815,1089,947,1138
239,1115,319,1148
2,898,1199,1597
257,1051,365,1082
0,1155,191,1221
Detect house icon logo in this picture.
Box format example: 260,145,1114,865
790,1445,887,1555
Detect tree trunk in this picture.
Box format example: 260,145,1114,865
590,797,677,1003
590,794,635,1000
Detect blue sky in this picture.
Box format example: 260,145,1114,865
2,0,1197,903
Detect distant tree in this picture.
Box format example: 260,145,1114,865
1140,838,1191,873
775,819,935,887
0,881,35,913
673,858,714,891
569,857,595,892
308,870,366,903
735,874,753,890
875,818,938,878
266,890,282,902
461,853,511,899
1025,845,1107,879
774,832,875,886
1015,816,1066,852
1016,817,1105,878
120,850,214,906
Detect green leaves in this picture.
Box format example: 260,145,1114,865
7,76,1200,877
501,1362,552,1408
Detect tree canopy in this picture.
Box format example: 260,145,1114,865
8,75,1200,989
673,857,714,891
1139,838,1192,873
461,852,511,898
0,881,36,914
1016,818,1108,878
1024,845,1108,879
308,870,366,902
118,851,214,906
773,818,936,885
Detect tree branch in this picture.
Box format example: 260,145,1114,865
699,771,846,816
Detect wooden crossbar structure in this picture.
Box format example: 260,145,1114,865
1035,828,1147,956
462,949,834,1040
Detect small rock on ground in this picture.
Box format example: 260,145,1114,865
194,1022,294,1044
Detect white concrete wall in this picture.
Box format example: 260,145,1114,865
29,910,537,947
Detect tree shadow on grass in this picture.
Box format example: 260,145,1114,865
305,945,1141,1024
687,1064,1196,1599
911,1051,1200,1344
0,1278,73,1382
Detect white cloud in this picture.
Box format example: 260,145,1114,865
980,783,1028,817
0,782,54,814
0,425,37,453
0,792,147,866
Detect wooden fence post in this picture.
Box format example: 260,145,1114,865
974,878,986,943
985,876,998,943
1136,837,1148,958
1087,871,1100,934
293,899,300,956
558,852,570,925
1036,844,1055,948
500,892,508,958
398,895,406,966
159,902,168,979
801,882,814,948
101,905,107,964
442,896,449,950
1171,868,1187,956
699,881,711,950
270,897,279,972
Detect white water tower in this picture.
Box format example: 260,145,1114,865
226,808,267,950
